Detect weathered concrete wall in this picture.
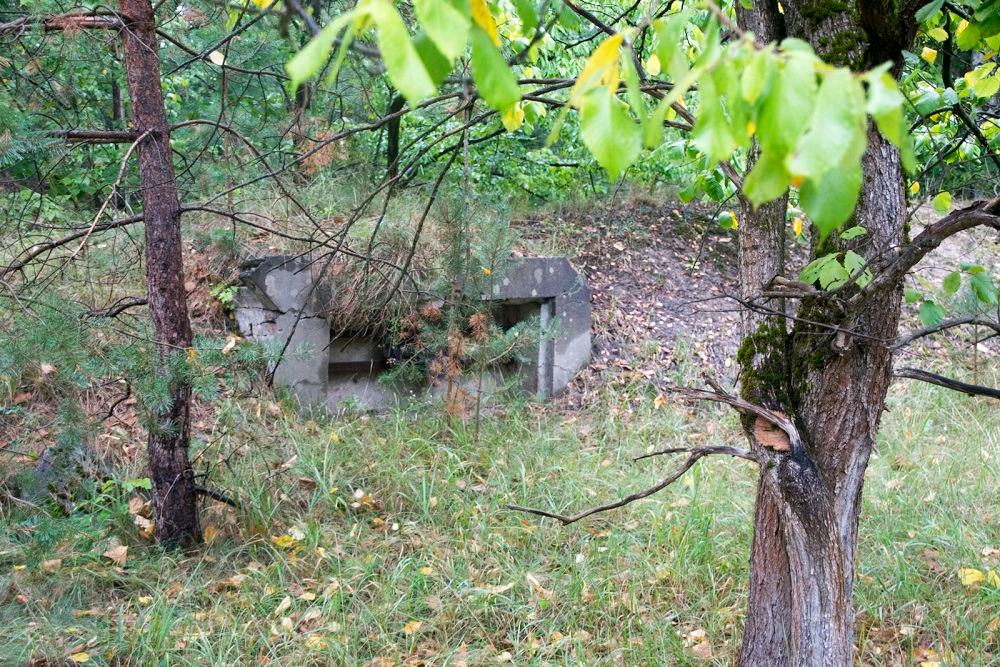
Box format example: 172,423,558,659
234,256,329,410
235,255,591,412
485,257,591,395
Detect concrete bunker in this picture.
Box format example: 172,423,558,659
234,255,591,412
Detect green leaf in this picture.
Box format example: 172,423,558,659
691,75,738,163
970,272,998,304
787,68,867,180
932,191,951,212
701,172,726,201
654,11,692,81
743,150,790,206
369,0,437,103
758,52,818,158
414,0,469,62
819,257,850,289
800,253,840,285
621,53,647,118
911,86,942,115
694,19,722,69
512,0,539,34
843,250,872,287
800,163,863,238
866,71,906,146
580,88,641,180
942,271,961,293
915,0,944,22
919,300,945,326
927,26,949,41
470,26,521,111
956,20,982,50
741,48,774,104
840,225,867,240
286,10,357,92
904,288,922,304
413,32,453,87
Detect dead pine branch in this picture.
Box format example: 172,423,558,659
895,367,1000,399
508,381,772,526
507,446,748,526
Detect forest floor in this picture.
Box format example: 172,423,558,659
1,194,998,666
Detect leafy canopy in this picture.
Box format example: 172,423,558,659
285,0,925,239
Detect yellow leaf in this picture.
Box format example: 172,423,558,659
569,34,624,107
790,174,805,188
958,567,985,587
645,53,661,76
653,393,666,409
481,267,492,276
745,120,756,137
502,103,525,132
987,570,1000,588
402,619,423,635
921,47,938,64
137,595,153,605
251,0,272,8
909,181,920,195
271,534,298,548
471,0,500,47
793,216,804,237
203,524,219,544
419,566,434,575
103,545,128,567
927,27,948,42
70,653,90,664
304,634,328,650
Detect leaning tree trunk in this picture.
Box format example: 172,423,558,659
120,0,202,547
733,2,912,664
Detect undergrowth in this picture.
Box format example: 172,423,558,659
0,372,997,665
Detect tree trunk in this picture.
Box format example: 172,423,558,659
734,3,910,664
119,0,202,548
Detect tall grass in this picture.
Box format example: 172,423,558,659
0,372,997,665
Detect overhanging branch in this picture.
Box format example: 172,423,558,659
895,367,1000,399
507,444,753,525
860,196,1000,298
893,317,1000,349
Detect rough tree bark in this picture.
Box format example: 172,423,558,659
119,0,202,548
734,2,915,664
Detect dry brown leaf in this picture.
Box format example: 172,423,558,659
40,558,62,573
103,545,128,567
273,595,292,617
691,641,713,661
525,573,553,600
127,497,145,515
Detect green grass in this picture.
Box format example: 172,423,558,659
1,376,998,665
